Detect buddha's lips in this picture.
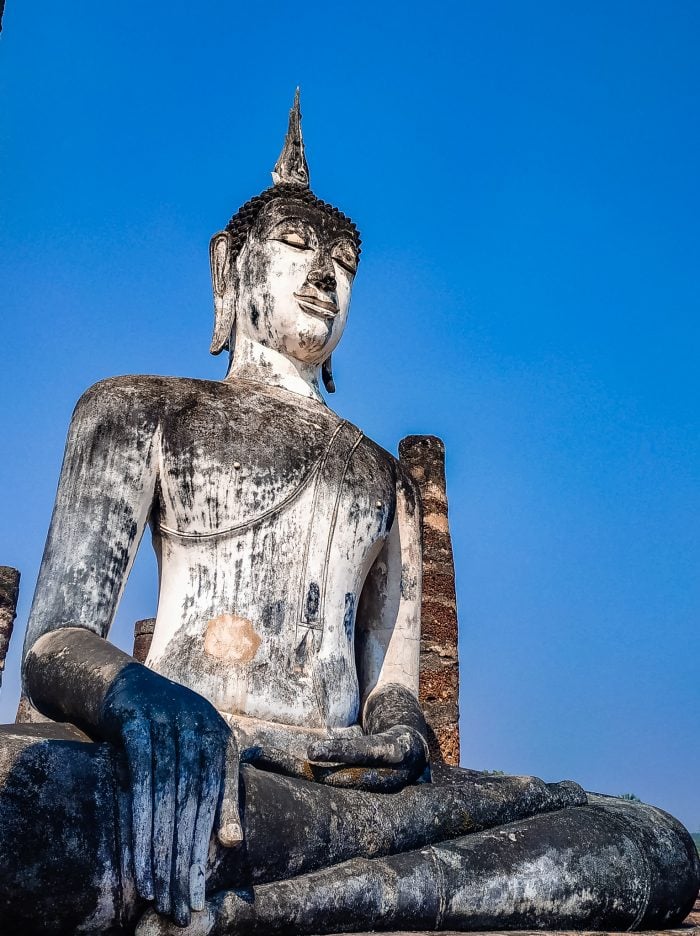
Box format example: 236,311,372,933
294,291,339,319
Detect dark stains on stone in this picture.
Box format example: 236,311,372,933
261,599,285,636
22,377,162,666
312,653,355,726
363,683,427,736
295,629,312,666
343,592,355,642
304,582,320,623
399,563,418,601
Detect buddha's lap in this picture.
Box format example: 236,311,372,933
0,723,696,923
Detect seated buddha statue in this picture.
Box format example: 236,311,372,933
1,93,697,936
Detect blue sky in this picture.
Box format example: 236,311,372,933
1,2,698,829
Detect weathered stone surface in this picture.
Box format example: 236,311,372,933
0,567,19,687
399,435,460,766
4,570,51,726
317,897,700,936
14,694,36,723
16,690,69,726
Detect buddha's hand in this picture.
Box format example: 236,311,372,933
307,682,430,788
100,663,241,927
307,723,429,782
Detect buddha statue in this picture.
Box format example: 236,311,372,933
1,92,697,936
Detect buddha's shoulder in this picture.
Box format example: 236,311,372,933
73,374,238,420
72,377,408,479
351,431,420,514
351,429,398,476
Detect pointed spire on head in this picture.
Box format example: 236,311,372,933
272,88,310,188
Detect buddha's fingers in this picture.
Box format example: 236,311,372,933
308,732,403,766
190,732,224,910
216,730,243,848
152,721,177,916
121,718,155,901
172,729,200,927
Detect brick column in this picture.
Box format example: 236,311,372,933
3,565,56,724
0,566,20,689
398,436,460,766
133,617,156,663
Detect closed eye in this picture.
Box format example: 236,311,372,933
332,242,358,275
273,231,311,249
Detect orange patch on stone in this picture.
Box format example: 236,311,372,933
204,613,261,663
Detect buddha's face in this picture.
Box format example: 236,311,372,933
233,198,359,365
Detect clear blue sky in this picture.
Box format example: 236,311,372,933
1,2,698,829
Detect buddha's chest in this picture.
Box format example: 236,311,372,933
148,392,397,728
155,394,396,542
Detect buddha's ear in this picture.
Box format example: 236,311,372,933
209,231,236,355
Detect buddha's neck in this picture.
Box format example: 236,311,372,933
224,334,325,404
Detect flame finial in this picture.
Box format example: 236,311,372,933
272,88,310,187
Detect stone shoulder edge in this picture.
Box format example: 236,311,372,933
72,373,216,422
358,435,422,517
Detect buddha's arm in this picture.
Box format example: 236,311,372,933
23,378,159,659
356,465,423,704
21,378,240,927
308,466,429,779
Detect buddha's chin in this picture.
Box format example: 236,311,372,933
284,319,335,360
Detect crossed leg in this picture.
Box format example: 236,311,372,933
0,724,697,935
139,796,700,935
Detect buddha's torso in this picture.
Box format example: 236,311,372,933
140,377,397,744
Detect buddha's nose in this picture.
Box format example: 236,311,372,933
307,263,336,293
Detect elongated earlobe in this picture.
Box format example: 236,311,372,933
209,231,236,355
322,355,336,393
